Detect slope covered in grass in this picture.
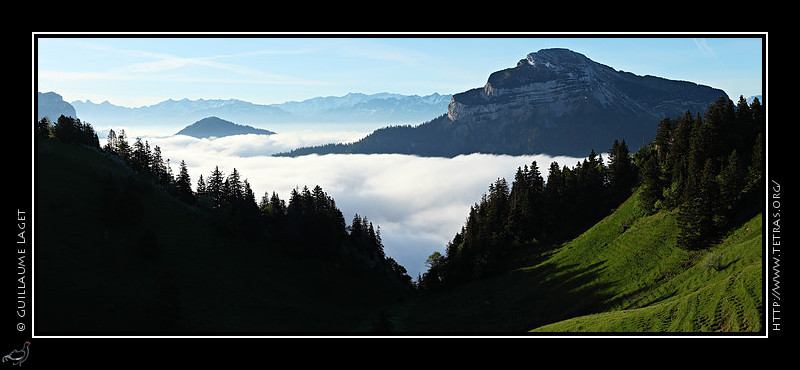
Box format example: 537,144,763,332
530,206,762,333
527,190,763,333
401,190,763,334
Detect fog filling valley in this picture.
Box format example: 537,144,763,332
142,130,587,279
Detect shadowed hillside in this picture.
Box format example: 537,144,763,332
35,135,414,334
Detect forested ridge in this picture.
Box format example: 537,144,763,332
35,115,414,288
418,95,765,292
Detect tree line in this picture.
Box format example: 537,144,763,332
418,95,765,291
418,140,638,290
637,96,765,249
36,115,413,287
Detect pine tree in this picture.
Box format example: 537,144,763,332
196,175,207,196
653,117,674,164
175,160,194,204
207,166,225,209
639,151,662,213
52,115,75,143
105,129,118,153
677,159,718,249
608,139,636,202
243,180,257,209
746,133,764,193
132,138,148,173
116,129,132,163
226,168,243,202
144,141,153,171
718,150,745,210
350,213,364,238
36,117,52,138
662,112,695,208
151,146,170,188
702,96,735,160
269,191,286,217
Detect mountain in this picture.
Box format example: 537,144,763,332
69,93,451,130
277,48,729,158
175,116,276,138
37,91,77,122
276,92,451,122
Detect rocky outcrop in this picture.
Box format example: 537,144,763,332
446,48,727,151
37,92,77,122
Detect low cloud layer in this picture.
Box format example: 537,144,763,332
146,132,585,279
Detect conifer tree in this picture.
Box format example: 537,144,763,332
207,166,225,209
175,160,194,204
264,191,286,218
116,129,132,163
662,112,695,208
196,175,207,197
272,191,286,212
677,159,718,249
653,117,674,164
704,96,736,159
243,180,257,208
144,141,152,170
226,168,243,202
718,150,745,211
637,150,662,213
151,146,169,188
52,115,76,143
105,129,118,153
746,133,764,193
36,117,51,138
350,213,364,238
132,138,149,173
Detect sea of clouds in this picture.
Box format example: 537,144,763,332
143,130,586,280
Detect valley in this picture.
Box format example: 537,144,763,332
32,42,767,339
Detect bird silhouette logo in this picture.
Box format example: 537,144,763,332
2,342,29,366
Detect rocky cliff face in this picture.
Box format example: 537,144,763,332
279,48,730,158
37,92,77,122
446,48,727,151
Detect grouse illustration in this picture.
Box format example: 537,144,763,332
2,341,29,366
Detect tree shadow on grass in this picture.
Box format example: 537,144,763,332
511,260,619,332
405,260,624,333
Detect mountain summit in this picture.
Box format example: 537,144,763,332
175,116,276,138
449,48,724,128
279,48,728,158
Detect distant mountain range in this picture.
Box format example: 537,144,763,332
63,92,451,130
278,48,733,158
175,116,276,138
37,48,754,158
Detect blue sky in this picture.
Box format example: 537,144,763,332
35,33,764,108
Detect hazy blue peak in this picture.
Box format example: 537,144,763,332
37,91,77,121
175,116,276,139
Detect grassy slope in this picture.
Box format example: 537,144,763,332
403,190,763,333
35,138,412,334
530,192,763,333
